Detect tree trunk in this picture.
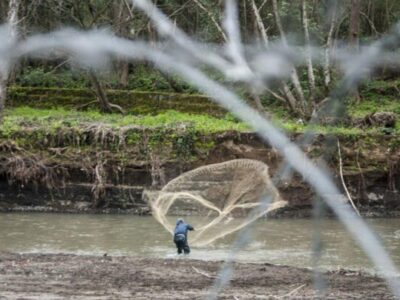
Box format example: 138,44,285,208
7,0,19,40
349,0,361,102
0,1,6,22
301,0,316,102
88,70,113,113
250,0,269,48
0,0,20,120
349,0,361,49
117,61,130,88
114,0,131,88
0,79,6,116
250,0,298,114
324,0,337,89
272,0,307,114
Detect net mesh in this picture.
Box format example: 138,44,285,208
149,159,287,246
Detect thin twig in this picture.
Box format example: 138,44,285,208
191,266,219,279
192,0,227,41
122,0,135,18
265,88,287,103
76,100,99,110
258,0,268,11
337,139,361,216
43,59,70,75
278,284,306,298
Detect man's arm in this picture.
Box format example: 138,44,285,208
187,224,194,231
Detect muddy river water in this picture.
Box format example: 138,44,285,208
1,213,400,274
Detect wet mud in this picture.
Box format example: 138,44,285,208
0,252,395,299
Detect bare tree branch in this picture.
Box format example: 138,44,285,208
337,139,361,216
250,0,269,48
192,0,227,41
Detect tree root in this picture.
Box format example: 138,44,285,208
77,100,125,114
91,159,107,208
0,154,67,190
337,140,361,216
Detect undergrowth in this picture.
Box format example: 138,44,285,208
2,107,249,133
2,106,398,138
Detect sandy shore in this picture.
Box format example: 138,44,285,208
0,252,396,299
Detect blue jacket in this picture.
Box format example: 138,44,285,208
174,219,194,238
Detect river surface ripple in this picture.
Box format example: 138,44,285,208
1,213,399,274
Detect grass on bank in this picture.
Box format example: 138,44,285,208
1,107,250,134
2,106,392,139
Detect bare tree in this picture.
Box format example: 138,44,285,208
249,0,297,112
272,0,307,113
0,0,20,119
301,0,316,101
88,69,125,114
192,0,227,41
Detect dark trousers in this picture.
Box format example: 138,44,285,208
174,234,190,254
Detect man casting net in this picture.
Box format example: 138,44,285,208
149,159,287,246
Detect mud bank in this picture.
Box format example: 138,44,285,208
1,129,399,216
0,252,395,299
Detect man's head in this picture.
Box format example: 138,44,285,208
176,218,184,225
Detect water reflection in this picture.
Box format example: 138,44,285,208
0,213,399,273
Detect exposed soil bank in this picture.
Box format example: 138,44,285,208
0,252,395,299
1,130,399,217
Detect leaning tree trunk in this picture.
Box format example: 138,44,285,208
88,70,125,114
250,0,298,114
301,0,316,102
88,70,113,113
272,0,307,115
0,0,20,120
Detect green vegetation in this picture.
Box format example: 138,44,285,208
2,107,249,134
4,105,395,139
0,107,247,161
349,79,400,119
7,86,225,116
16,66,197,93
2,74,400,167
279,122,374,137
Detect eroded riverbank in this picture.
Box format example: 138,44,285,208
1,103,399,217
0,252,396,299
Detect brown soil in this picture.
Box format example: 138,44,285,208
0,252,395,299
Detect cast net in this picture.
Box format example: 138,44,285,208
149,159,287,246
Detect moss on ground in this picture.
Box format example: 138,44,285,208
349,79,400,120
7,86,225,116
2,107,249,134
